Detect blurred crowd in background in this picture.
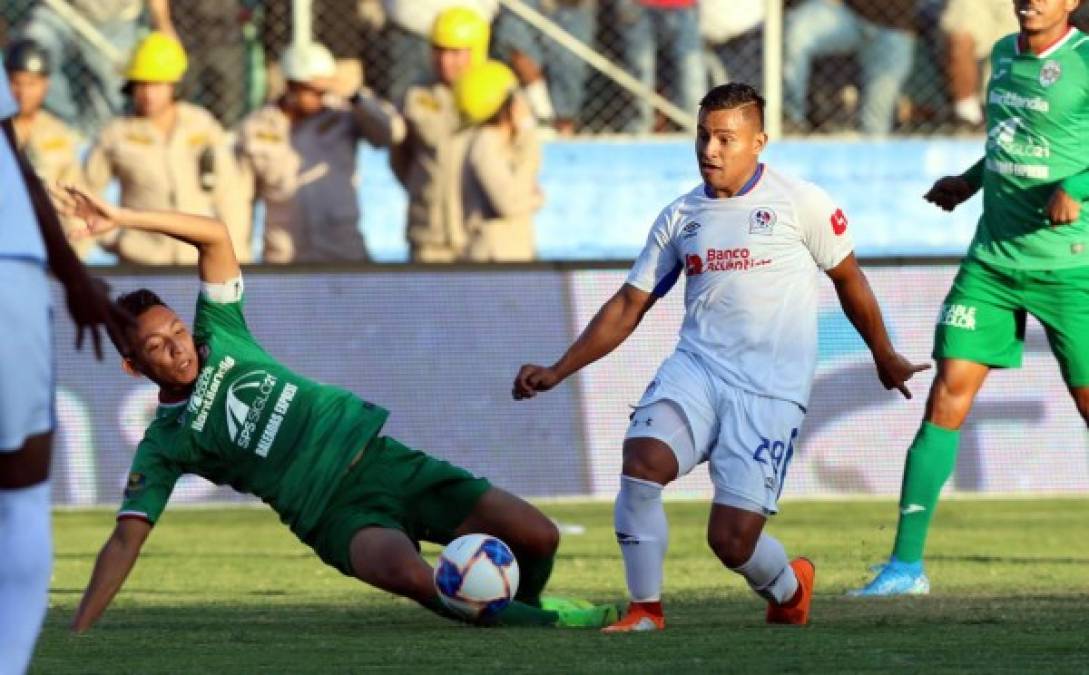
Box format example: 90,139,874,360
1,0,1087,265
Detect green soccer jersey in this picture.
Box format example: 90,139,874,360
966,27,1089,270
119,283,389,539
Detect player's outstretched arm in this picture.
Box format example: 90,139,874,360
513,283,657,399
826,253,930,399
924,159,982,212
71,518,152,634
56,184,241,284
1,119,133,359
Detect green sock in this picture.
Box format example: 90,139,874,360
421,596,559,627
513,553,554,606
891,422,960,563
494,601,560,627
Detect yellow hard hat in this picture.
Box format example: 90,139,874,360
455,59,518,124
430,6,490,65
124,32,187,83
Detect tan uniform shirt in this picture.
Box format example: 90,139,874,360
237,94,405,263
84,102,251,264
13,111,90,257
460,124,542,262
390,82,472,262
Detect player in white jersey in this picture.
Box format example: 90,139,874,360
513,83,928,632
0,69,127,674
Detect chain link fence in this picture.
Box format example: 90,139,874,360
3,0,1089,136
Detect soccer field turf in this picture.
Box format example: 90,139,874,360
36,499,1089,673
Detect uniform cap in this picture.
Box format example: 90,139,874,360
4,39,51,75
280,42,337,85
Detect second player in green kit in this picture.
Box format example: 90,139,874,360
854,0,1089,596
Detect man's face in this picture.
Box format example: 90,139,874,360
8,71,49,114
131,81,175,117
432,46,472,86
125,305,199,388
1014,0,1078,33
284,80,325,117
695,106,767,196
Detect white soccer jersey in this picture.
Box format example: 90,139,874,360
627,164,854,409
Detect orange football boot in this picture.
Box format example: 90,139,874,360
766,557,815,625
601,601,666,633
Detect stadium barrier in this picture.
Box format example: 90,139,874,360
50,262,1089,508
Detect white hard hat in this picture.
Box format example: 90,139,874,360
281,42,336,84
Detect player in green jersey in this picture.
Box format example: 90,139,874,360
854,0,1089,596
61,185,618,632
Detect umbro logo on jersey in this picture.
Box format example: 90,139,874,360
616,531,639,545
681,221,702,239
748,208,776,235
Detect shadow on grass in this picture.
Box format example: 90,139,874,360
34,595,1089,674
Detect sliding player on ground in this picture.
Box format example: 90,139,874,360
63,187,617,632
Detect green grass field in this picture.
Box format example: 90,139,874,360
35,499,1089,674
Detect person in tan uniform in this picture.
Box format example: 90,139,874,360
236,42,405,263
390,6,489,263
454,60,542,262
84,32,250,265
4,40,90,258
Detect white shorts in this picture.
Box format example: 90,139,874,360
0,259,54,451
625,350,805,514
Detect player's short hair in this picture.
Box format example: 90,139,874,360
111,289,169,356
699,83,765,130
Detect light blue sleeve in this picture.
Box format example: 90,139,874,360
0,70,17,120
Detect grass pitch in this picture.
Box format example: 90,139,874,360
36,499,1089,674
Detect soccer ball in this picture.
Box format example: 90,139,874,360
434,533,520,620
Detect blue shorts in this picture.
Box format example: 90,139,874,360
0,259,53,451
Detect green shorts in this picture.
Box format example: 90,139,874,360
307,435,491,577
934,257,1089,386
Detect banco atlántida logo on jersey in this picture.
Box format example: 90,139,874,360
685,247,771,275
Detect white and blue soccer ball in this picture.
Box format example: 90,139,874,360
434,533,520,620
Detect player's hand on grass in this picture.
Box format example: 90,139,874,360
53,183,123,240
924,176,976,212
874,351,931,399
1046,186,1081,226
512,364,562,400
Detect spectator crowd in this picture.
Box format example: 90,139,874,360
1,0,1087,264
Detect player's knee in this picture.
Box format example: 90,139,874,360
707,528,757,569
925,378,974,429
522,516,560,559
621,442,676,485
1073,388,1089,426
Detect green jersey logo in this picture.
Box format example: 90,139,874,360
226,369,279,450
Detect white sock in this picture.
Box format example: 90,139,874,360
522,79,555,122
954,96,983,124
614,475,668,602
731,532,798,605
0,482,52,675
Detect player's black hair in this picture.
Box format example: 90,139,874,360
699,83,765,130
110,289,169,356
